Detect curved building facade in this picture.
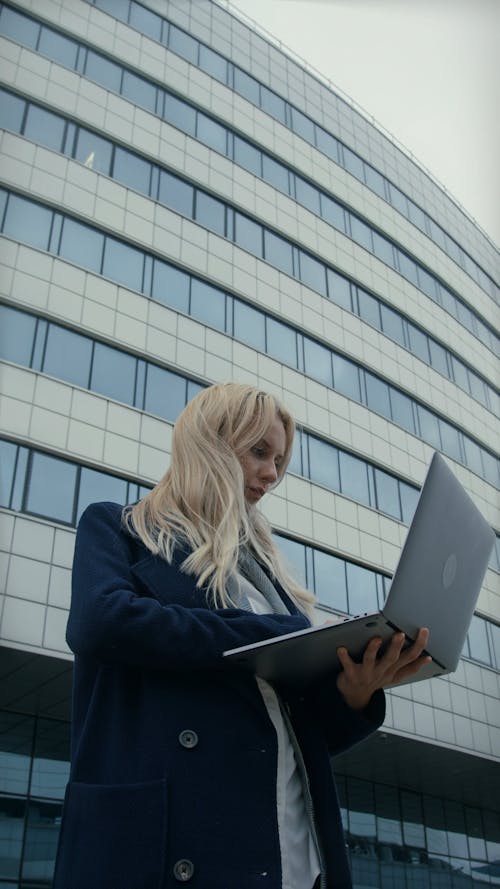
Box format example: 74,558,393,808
0,0,498,885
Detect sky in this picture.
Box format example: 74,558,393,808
228,0,500,250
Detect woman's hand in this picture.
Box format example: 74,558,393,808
336,628,431,712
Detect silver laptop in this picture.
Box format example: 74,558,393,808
223,452,495,687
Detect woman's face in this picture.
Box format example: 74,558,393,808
239,415,287,504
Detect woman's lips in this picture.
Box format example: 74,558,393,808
248,487,265,500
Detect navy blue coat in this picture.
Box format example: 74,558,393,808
53,501,385,889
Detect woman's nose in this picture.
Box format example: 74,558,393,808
261,459,278,482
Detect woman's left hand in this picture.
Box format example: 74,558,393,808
336,628,431,712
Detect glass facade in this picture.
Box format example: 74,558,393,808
0,1,498,887
0,708,499,887
0,711,69,886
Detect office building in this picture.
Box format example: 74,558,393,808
0,0,498,884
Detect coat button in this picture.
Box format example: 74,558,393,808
173,859,194,881
178,729,198,749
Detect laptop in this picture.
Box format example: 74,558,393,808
223,452,495,687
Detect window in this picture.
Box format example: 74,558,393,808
308,437,339,491
74,128,113,175
417,266,438,299
264,230,293,275
313,550,347,613
266,317,297,367
25,453,76,524
451,356,469,391
196,113,226,154
343,147,364,180
122,70,157,113
418,406,441,449
0,6,39,48
77,468,127,522
260,86,286,123
288,429,303,476
152,260,190,312
0,440,18,508
38,27,79,68
102,237,144,291
332,354,360,402
113,146,151,195
350,216,372,252
303,339,332,387
195,192,226,236
365,374,391,419
474,445,496,487
462,437,484,478
400,484,419,525
0,88,25,133
372,231,394,266
364,165,386,199
320,195,345,232
357,290,380,329
468,372,488,408
90,342,136,405
0,305,36,366
295,179,320,215
199,45,227,83
129,2,162,41
346,562,378,616
233,301,265,351
3,195,52,251
233,68,260,104
94,0,128,16
85,50,122,93
144,365,186,421
380,304,405,347
339,451,369,506
42,325,92,389
388,183,408,215
276,535,307,586
315,128,339,163
439,421,463,463
163,93,196,136
58,217,104,274
158,171,193,217
290,107,314,142
407,325,430,363
326,270,351,311
168,25,198,64
190,279,226,331
428,340,449,377
467,616,491,665
234,213,262,257
397,250,419,287
390,389,415,434
407,199,427,232
374,469,401,519
262,155,289,194
233,137,261,177
299,252,326,296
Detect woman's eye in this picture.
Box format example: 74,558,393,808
252,446,265,457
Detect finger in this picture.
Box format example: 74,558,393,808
400,627,430,664
381,632,406,666
391,654,432,684
337,646,354,672
363,636,383,666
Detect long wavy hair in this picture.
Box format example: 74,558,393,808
123,382,315,613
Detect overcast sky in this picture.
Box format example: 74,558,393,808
228,0,500,250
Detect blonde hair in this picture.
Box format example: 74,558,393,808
123,382,315,614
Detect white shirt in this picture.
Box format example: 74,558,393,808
242,580,322,889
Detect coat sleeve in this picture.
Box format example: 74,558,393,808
66,502,310,671
299,673,386,757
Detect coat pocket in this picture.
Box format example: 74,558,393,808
52,779,167,889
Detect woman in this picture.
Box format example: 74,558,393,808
53,382,429,889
